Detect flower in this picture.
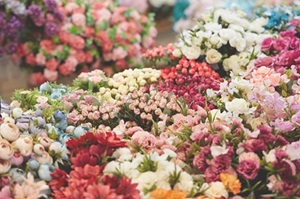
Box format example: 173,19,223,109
0,123,20,142
0,139,14,160
237,152,260,180
203,181,228,199
220,173,241,195
206,49,222,64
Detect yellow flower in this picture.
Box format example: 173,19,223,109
220,173,241,195
150,188,187,199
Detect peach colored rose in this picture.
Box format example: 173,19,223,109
72,13,86,27
35,53,46,66
250,66,281,87
0,139,14,160
46,58,59,71
69,35,85,50
44,69,58,82
0,123,20,142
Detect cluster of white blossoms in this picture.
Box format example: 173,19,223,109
103,148,194,198
173,8,271,76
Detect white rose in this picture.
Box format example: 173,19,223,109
204,22,222,32
12,107,23,119
112,147,133,161
38,136,53,148
209,35,224,49
0,123,20,142
49,142,63,154
181,45,201,60
0,160,11,174
230,78,253,93
204,181,228,199
0,139,14,160
225,98,250,116
229,36,246,52
228,24,245,33
206,49,222,64
3,117,15,124
33,144,45,155
210,145,229,158
36,151,53,164
13,135,33,156
218,28,235,41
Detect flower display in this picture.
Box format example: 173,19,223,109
13,0,156,85
1,2,300,199
0,0,26,56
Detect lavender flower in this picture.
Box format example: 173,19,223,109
44,21,57,37
44,0,57,12
27,5,43,19
4,42,17,54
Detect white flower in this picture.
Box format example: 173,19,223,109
33,144,45,155
225,98,250,116
229,36,246,52
155,170,171,190
263,149,276,163
0,139,14,160
174,172,194,193
3,116,15,124
286,140,300,161
35,151,53,165
181,45,201,60
218,28,235,41
209,35,224,49
228,24,245,33
12,107,23,119
203,181,228,199
172,48,182,57
13,135,33,156
135,171,157,190
223,55,243,75
210,145,229,158
204,22,222,32
103,161,119,174
230,77,253,93
36,96,48,104
49,142,63,154
0,123,20,142
112,147,133,161
206,49,222,64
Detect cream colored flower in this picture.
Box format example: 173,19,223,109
0,123,20,142
0,139,14,160
203,181,228,199
13,135,33,156
206,49,222,64
0,160,11,173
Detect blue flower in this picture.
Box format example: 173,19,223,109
50,91,62,100
39,82,52,93
74,126,86,138
56,120,67,131
28,159,40,170
38,164,54,181
59,133,74,144
54,110,66,121
9,168,26,183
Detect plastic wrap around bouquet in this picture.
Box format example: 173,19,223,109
13,0,157,85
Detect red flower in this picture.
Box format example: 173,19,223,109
49,169,68,190
83,184,120,199
71,151,98,167
66,132,98,152
95,132,126,148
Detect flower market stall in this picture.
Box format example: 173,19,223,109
0,0,300,199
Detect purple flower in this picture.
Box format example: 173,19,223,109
276,135,289,146
274,159,297,180
27,5,43,19
53,9,64,21
282,180,300,196
243,139,267,152
211,154,231,173
237,160,259,180
204,167,219,183
193,153,207,173
44,21,57,37
270,120,295,133
258,124,276,143
44,0,57,12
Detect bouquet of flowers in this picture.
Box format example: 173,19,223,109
14,0,157,85
0,0,26,56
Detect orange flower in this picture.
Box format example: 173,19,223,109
150,189,187,199
220,173,241,195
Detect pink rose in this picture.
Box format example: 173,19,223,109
69,36,85,50
65,2,79,14
84,26,95,38
94,8,112,24
40,40,54,52
274,50,298,67
261,37,274,51
65,56,78,68
119,0,148,13
74,50,86,64
44,68,58,82
58,63,74,76
71,13,86,27
280,30,296,38
46,58,59,71
35,53,46,66
255,56,273,67
273,38,289,52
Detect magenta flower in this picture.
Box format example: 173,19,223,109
237,152,260,180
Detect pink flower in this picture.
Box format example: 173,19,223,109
65,56,79,68
280,30,297,38
69,36,85,50
112,47,128,61
118,0,148,13
237,152,260,180
44,68,58,81
71,13,86,27
35,53,46,66
116,59,127,69
94,8,112,24
84,26,95,38
74,51,86,64
40,40,54,53
143,36,155,49
250,66,281,87
65,2,79,14
0,186,13,199
255,56,273,67
46,58,59,71
25,54,37,66
59,63,74,76
291,110,300,125
59,31,71,44
273,38,289,52
29,72,46,85
261,37,274,51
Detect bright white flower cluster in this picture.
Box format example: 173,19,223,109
103,148,194,198
173,8,270,76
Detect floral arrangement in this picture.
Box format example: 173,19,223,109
0,0,26,56
13,0,156,85
169,7,270,77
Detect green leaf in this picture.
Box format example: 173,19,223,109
68,25,83,35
